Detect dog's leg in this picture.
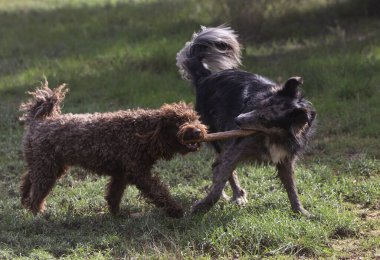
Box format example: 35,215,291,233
220,171,248,204
212,139,247,204
229,171,248,205
105,175,128,215
28,164,66,214
192,146,241,214
276,160,311,218
133,174,183,218
20,171,32,208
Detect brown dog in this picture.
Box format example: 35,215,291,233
19,81,207,218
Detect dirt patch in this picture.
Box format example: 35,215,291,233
331,209,380,259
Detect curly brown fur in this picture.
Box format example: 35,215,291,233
19,79,68,123
19,82,207,218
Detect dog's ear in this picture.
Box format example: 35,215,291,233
279,76,303,98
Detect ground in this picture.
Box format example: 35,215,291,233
0,0,379,259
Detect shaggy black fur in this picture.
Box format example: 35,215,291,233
177,26,316,217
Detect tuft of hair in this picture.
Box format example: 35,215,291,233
19,79,68,124
176,25,242,82
160,101,200,121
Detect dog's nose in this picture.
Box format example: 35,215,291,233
193,128,202,137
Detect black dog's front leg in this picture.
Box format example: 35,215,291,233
192,146,241,214
221,171,247,204
229,170,248,205
276,160,312,218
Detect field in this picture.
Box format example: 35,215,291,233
0,0,379,258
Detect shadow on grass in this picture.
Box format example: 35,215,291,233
221,0,380,42
1,202,240,257
0,1,206,107
1,0,379,102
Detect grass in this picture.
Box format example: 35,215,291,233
0,0,379,258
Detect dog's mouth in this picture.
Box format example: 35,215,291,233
183,141,201,151
178,127,205,152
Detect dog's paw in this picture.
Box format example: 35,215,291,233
293,207,314,219
231,195,248,206
166,207,184,218
191,200,213,215
108,206,121,216
231,189,248,206
301,209,314,219
21,197,31,209
30,201,46,215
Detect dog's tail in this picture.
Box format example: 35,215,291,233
176,25,242,84
19,79,68,124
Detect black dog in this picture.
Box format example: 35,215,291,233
177,26,316,217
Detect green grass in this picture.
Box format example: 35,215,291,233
1,0,380,259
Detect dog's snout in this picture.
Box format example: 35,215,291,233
193,128,202,137
235,117,242,127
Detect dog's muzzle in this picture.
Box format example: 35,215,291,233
179,126,205,151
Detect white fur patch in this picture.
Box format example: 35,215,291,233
267,143,288,164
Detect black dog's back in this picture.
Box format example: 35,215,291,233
196,70,275,131
196,69,278,153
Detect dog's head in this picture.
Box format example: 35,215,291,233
160,102,207,154
235,77,316,137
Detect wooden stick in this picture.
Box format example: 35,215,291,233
203,129,257,142
185,129,257,143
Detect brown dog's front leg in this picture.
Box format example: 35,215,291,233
133,174,184,218
192,147,241,214
105,175,128,215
